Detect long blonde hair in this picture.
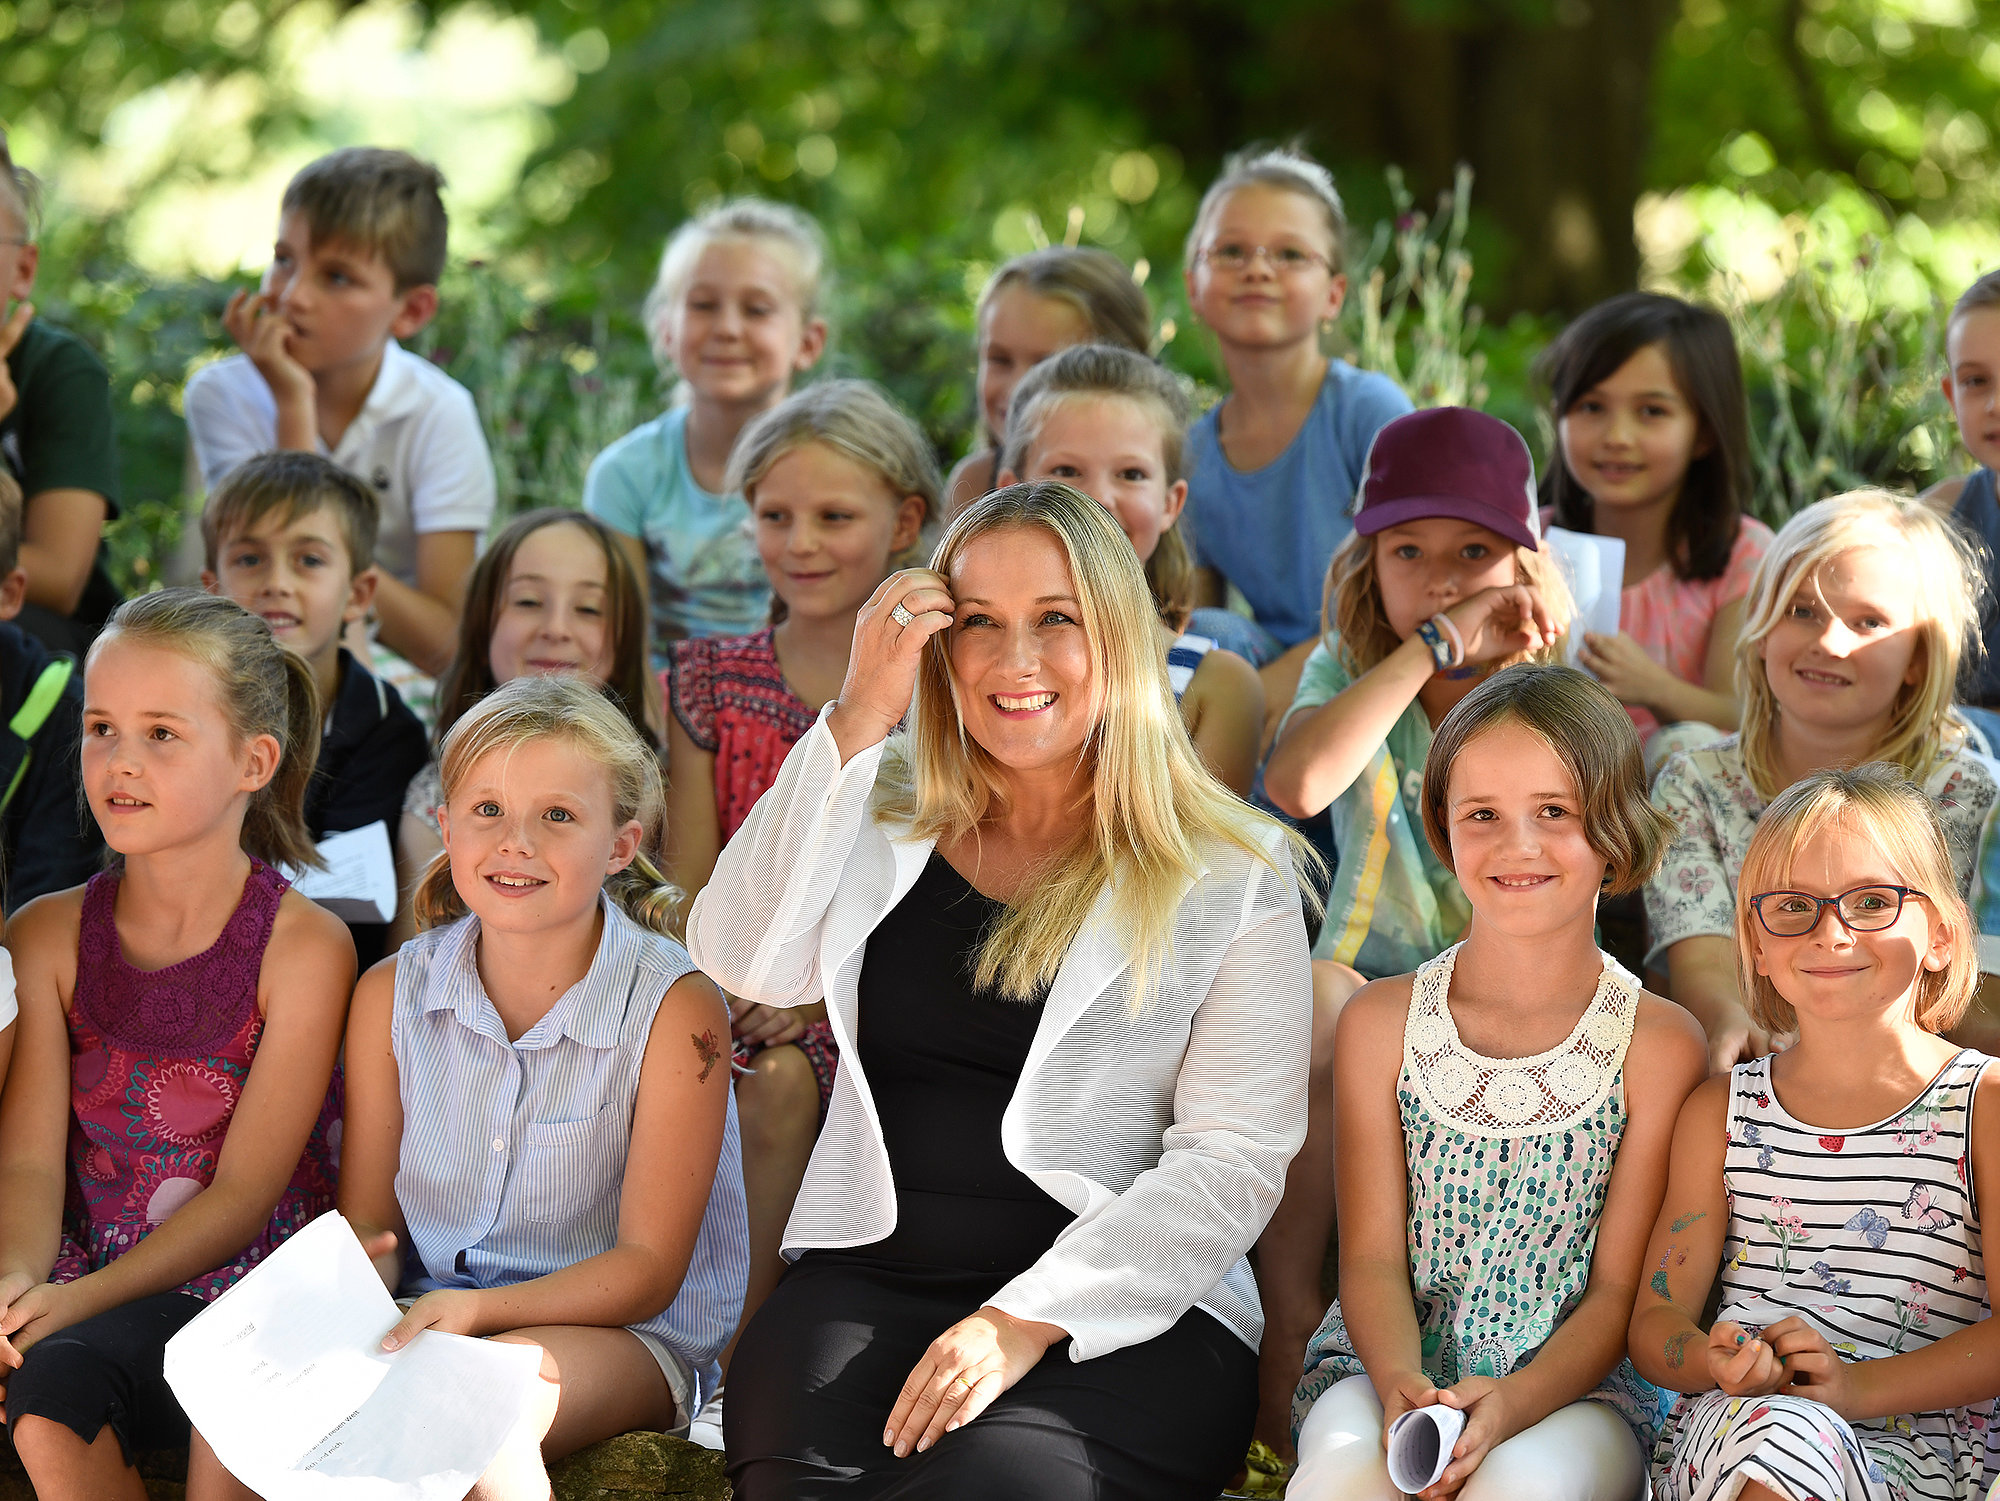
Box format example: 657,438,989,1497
876,482,1319,1002
1322,529,1575,680
415,675,683,937
1735,764,1976,1035
1736,489,1983,800
92,590,321,872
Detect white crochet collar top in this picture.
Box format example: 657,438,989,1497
1403,941,1641,1140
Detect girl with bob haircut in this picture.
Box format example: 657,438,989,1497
342,674,747,1496
1,590,351,1501
944,246,1154,514
1636,765,2000,1501
665,377,937,1409
998,342,1264,795
588,197,831,665
1647,488,2000,1073
1291,663,1707,1501
692,481,1318,1499
1538,292,1766,749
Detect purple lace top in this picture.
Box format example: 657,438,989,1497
56,858,341,1301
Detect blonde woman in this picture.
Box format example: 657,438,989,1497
1647,488,2000,1071
689,482,1316,1499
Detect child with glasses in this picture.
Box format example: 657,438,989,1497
1180,145,1412,738
1635,764,2000,1501
1645,489,2000,1073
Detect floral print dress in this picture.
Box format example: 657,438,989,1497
1293,943,1667,1450
56,859,341,1300
1653,1053,1996,1501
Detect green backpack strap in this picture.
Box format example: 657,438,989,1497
1,656,74,815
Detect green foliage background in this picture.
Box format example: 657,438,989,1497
2,0,1995,591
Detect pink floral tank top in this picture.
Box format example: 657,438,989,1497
56,859,341,1301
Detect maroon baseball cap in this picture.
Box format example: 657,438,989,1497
1352,407,1541,551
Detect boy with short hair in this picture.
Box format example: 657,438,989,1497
202,449,428,965
0,467,103,910
0,128,121,659
1925,269,2000,710
184,146,495,677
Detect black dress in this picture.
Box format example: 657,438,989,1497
726,853,1258,1501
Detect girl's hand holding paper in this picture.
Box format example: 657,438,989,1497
382,1288,486,1352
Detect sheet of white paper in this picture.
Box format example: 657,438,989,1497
1543,526,1626,671
287,821,398,925
164,1212,541,1501
1385,1403,1467,1494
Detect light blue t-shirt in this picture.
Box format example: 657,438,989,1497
1185,360,1412,650
583,406,771,671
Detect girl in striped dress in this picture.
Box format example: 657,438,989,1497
339,676,747,1496
1635,764,2000,1501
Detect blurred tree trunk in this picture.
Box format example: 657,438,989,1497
1108,0,1677,315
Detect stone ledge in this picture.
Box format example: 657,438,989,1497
0,1429,728,1500
551,1431,730,1500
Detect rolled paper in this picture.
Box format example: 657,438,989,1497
1385,1404,1467,1494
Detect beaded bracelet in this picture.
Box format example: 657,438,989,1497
1414,618,1454,672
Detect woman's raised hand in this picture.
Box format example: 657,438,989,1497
1441,584,1562,666
826,568,955,764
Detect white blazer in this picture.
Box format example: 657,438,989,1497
687,710,1312,1361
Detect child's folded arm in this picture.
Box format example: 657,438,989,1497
1628,1073,1733,1392
1265,635,1432,818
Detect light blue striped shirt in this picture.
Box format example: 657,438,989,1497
391,897,747,1410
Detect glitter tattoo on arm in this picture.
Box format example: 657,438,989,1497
693,1028,723,1083
1670,1210,1707,1233
1665,1330,1696,1370
1651,1243,1689,1298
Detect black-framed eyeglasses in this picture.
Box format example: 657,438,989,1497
1750,884,1928,937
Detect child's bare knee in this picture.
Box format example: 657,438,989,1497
736,1043,818,1142
1309,961,1362,1064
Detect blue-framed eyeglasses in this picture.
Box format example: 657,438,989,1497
1749,884,1928,938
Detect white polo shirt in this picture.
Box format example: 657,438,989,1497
184,340,497,584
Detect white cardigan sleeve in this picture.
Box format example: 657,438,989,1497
686,710,888,1007
987,846,1312,1359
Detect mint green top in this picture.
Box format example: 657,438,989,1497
1282,636,1469,979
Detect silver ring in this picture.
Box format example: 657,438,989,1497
889,601,915,628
